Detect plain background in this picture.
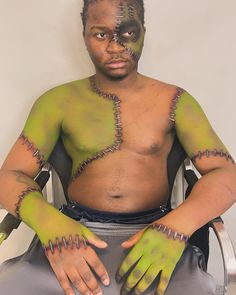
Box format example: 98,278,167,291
0,0,235,284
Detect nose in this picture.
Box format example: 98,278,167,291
106,39,125,54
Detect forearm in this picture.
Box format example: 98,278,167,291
0,168,59,230
158,165,236,236
0,168,42,215
0,167,82,245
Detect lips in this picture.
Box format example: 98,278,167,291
106,59,128,69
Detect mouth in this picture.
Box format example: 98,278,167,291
106,59,128,69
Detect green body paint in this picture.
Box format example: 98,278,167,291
172,89,234,163
22,77,121,180
16,77,234,287
116,222,186,295
16,77,123,245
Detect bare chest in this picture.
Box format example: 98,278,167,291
62,90,172,159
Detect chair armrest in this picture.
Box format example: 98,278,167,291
210,217,236,295
0,213,21,245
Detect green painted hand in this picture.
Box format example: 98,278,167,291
19,193,110,295
116,223,187,295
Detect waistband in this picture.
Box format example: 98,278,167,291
60,200,170,224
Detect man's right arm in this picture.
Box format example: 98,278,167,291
0,87,110,295
0,87,62,216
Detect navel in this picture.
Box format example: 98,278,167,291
111,195,123,199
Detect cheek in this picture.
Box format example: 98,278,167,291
86,40,107,63
125,31,145,59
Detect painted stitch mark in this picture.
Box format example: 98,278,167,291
71,76,123,180
15,187,41,218
20,133,46,168
169,87,185,127
191,149,234,163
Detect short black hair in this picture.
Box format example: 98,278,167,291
81,0,145,31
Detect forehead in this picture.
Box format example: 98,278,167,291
86,0,140,29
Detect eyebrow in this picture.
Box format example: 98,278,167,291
90,25,111,31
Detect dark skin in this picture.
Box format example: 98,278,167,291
0,1,236,295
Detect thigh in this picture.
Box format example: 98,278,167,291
0,225,216,295
164,245,216,295
94,227,217,295
0,237,63,295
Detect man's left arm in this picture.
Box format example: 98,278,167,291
160,89,236,235
116,90,236,295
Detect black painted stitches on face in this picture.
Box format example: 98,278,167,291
118,20,141,43
84,0,145,79
114,2,144,61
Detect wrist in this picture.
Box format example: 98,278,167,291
153,207,198,236
149,223,189,243
19,192,59,232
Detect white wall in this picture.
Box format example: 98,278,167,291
0,0,235,283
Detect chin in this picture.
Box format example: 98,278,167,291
95,62,136,80
102,69,129,80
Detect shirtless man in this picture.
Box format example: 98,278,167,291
0,1,236,295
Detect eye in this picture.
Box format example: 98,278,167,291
96,32,107,39
122,31,134,38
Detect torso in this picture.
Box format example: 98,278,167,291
59,75,178,213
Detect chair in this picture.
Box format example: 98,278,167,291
0,135,236,295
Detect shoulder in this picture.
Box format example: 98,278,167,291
31,77,91,109
142,76,205,126
140,75,186,101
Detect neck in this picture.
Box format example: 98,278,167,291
93,69,140,93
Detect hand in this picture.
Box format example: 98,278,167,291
38,212,110,295
115,223,187,295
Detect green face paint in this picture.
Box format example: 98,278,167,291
114,1,145,60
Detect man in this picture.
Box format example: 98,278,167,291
0,0,235,294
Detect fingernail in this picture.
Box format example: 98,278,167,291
103,278,110,286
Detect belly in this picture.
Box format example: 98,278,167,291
68,150,170,213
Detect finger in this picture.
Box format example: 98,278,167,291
78,258,103,295
155,268,172,295
50,264,75,295
121,226,148,248
82,226,108,248
115,244,143,283
134,264,161,295
67,267,91,295
120,257,150,294
85,248,110,286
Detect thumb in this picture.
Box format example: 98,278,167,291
121,226,147,248
82,227,108,248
